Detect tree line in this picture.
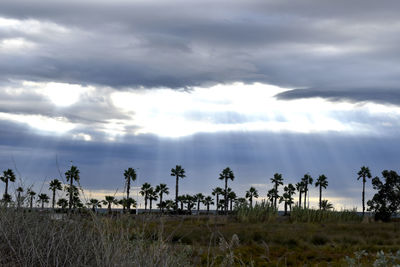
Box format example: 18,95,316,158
1,165,399,220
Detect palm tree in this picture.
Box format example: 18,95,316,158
65,165,80,211
194,193,204,213
124,168,136,212
227,190,237,211
88,198,102,212
295,181,304,207
245,187,259,208
38,193,50,209
49,179,62,210
16,186,24,208
119,197,136,212
357,166,372,216
65,184,80,209
270,173,284,210
219,167,235,214
315,175,328,210
301,174,313,209
148,188,158,212
177,195,185,210
103,195,117,214
321,199,333,211
212,187,223,212
155,183,169,212
1,169,16,201
57,198,68,211
165,200,175,212
27,189,36,209
284,183,296,212
140,182,152,211
267,188,275,205
171,165,186,210
184,194,196,213
202,196,214,214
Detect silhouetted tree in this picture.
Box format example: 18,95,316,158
315,175,328,210
171,165,186,211
49,179,62,210
103,196,117,214
270,173,283,209
358,166,372,216
57,198,68,211
284,183,296,212
184,194,196,213
124,168,136,212
38,193,50,209
212,187,223,212
227,189,237,211
194,193,204,213
87,198,102,212
1,169,16,201
155,183,169,213
27,189,36,209
295,181,304,207
65,165,80,211
367,170,400,222
301,174,313,208
148,188,158,212
245,187,258,208
16,187,23,208
321,199,333,211
219,167,235,214
202,196,214,214
140,182,152,211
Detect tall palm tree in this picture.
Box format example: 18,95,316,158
16,187,24,208
148,188,158,212
315,175,328,210
65,165,80,211
49,179,62,210
124,168,136,212
1,169,16,200
140,182,152,211
27,189,36,209
38,193,50,209
219,167,235,214
357,166,372,216
212,187,223,212
194,193,204,213
88,198,102,212
270,173,284,210
301,174,313,209
245,187,259,208
295,181,304,207
103,195,117,214
170,165,186,210
155,183,169,213
202,196,214,214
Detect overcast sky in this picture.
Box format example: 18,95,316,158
1,0,399,209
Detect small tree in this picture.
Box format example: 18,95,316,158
103,196,117,214
49,179,62,210
148,188,158,212
202,196,214,214
315,175,328,210
270,173,283,210
140,182,152,211
27,189,36,209
57,198,68,211
212,187,223,212
194,193,204,213
301,174,313,209
155,183,169,213
245,187,259,208
87,198,102,212
171,165,186,211
16,187,24,209
65,165,80,211
38,193,50,209
124,168,136,212
284,183,296,212
1,169,16,201
367,170,400,222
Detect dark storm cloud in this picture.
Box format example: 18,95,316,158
1,0,400,93
275,88,400,106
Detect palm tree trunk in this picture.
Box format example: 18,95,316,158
52,189,56,210
230,199,233,211
127,178,131,212
175,175,179,210
30,197,33,209
289,202,292,212
41,201,44,209
299,191,302,207
284,202,287,215
197,200,200,213
108,203,111,214
216,194,219,211
5,180,8,196
160,193,163,212
362,177,365,216
274,183,278,210
224,179,228,214
304,185,307,209
144,196,148,211
69,179,73,211
250,196,253,208
150,199,152,212
207,204,210,213
92,205,95,212
319,185,322,210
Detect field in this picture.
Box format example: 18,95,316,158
1,207,400,266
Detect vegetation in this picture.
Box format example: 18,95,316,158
358,166,372,216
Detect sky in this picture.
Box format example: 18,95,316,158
1,0,400,210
